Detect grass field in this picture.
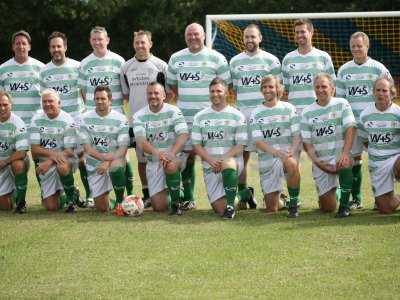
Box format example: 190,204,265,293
1,153,400,299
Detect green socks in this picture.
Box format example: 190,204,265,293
14,171,27,206
338,168,353,209
166,171,181,206
60,171,76,204
238,183,251,202
142,186,149,200
352,164,362,204
110,167,125,204
181,161,195,203
222,168,238,207
125,162,134,195
79,164,91,199
287,186,300,208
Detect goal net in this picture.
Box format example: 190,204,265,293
206,12,400,100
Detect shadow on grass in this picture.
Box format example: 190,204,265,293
1,206,399,229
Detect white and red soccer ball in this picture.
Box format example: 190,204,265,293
121,195,144,216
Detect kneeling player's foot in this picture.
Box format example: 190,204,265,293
237,200,248,210
181,201,196,211
335,206,350,218
143,197,151,209
114,203,125,217
247,187,257,209
169,203,183,216
349,201,363,210
287,206,299,218
74,188,87,208
65,202,76,213
222,206,235,219
14,202,27,214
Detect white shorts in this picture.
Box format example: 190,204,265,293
260,158,285,194
146,153,188,197
370,154,400,197
351,134,364,157
88,172,113,198
312,162,338,197
40,158,78,199
0,165,15,197
204,157,243,204
240,107,255,152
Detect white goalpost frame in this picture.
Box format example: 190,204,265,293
205,11,400,48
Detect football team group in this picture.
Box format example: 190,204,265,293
0,18,399,219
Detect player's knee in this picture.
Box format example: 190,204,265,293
110,159,125,171
319,190,337,213
221,158,236,170
151,192,169,212
94,195,109,212
43,196,59,212
164,161,179,174
376,194,398,214
57,162,70,176
264,192,282,213
11,159,25,174
0,195,13,210
283,157,298,175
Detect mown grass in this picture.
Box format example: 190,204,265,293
0,153,399,299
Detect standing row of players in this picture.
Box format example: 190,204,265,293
0,19,397,218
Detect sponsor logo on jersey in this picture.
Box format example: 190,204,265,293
9,82,32,92
207,130,224,140
0,141,10,151
178,72,201,81
93,136,110,147
240,75,262,86
40,138,57,148
314,125,335,137
262,128,281,138
89,76,112,86
50,85,72,95
369,132,392,144
147,132,168,143
237,64,266,72
291,73,312,85
347,85,368,97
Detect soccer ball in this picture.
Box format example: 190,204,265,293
121,195,144,217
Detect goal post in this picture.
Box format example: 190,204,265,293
206,11,400,99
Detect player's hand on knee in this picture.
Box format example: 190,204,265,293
317,161,337,175
0,160,8,170
336,153,351,170
96,161,110,175
36,160,53,175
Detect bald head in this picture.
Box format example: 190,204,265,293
185,23,205,53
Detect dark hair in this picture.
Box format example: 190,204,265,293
48,31,67,47
94,85,112,100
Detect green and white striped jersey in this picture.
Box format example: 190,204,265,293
0,113,29,160
230,50,281,109
121,55,168,116
336,58,391,122
301,97,356,162
133,103,188,161
359,102,400,170
40,58,83,118
282,48,335,114
30,110,77,161
167,47,231,123
80,109,129,172
250,101,300,173
192,105,247,170
78,51,125,110
0,57,44,125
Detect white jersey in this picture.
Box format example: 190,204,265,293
230,50,281,110
80,109,129,173
30,110,77,162
0,113,29,160
121,55,168,116
133,103,188,161
336,57,391,122
40,58,83,118
192,105,247,170
250,101,300,173
301,97,356,162
78,51,125,110
359,102,400,171
282,48,335,114
0,57,45,125
167,47,231,123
